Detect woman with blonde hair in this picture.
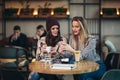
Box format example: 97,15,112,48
59,16,106,80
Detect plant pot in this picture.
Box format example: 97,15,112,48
103,8,116,15
20,8,34,18
5,8,18,18
39,8,51,15
54,8,67,15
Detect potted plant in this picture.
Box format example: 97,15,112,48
103,8,116,15
39,2,51,15
5,8,18,18
54,5,67,15
18,0,33,16
18,0,31,9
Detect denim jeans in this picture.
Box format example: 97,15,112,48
28,72,40,80
78,60,106,80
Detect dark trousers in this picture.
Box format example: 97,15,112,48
74,60,106,80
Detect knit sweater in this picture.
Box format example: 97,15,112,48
69,36,100,62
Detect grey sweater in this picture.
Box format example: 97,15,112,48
69,36,100,62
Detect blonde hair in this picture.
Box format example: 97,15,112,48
71,16,90,50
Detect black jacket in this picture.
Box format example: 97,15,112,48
8,33,29,50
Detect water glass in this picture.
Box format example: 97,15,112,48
44,52,52,64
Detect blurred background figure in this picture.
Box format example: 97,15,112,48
33,25,47,55
8,25,29,50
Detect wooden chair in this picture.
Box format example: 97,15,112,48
0,46,30,80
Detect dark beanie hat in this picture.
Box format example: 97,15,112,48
46,16,60,31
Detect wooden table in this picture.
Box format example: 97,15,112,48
29,60,99,75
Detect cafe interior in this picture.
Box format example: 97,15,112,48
0,0,120,80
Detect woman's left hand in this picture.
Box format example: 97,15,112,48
61,43,75,53
57,41,66,53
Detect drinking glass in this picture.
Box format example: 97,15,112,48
74,51,81,62
74,51,81,68
44,53,51,63
44,46,52,64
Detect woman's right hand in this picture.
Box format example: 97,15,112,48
40,44,47,53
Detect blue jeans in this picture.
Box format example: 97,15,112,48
78,60,106,80
28,72,40,80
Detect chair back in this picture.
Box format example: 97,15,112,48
0,46,29,70
104,53,120,70
0,47,17,58
101,69,120,80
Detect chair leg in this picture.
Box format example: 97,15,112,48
20,71,28,80
0,70,3,80
56,75,64,80
20,70,30,80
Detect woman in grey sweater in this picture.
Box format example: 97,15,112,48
59,16,106,80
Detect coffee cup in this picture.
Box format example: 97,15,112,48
74,51,81,62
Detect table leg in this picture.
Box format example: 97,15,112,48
73,74,79,80
46,74,59,80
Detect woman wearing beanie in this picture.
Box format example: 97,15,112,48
36,16,67,61
28,16,69,80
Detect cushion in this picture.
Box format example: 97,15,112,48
105,40,117,52
0,61,17,68
0,59,29,68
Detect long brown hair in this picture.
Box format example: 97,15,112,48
45,27,62,47
71,16,90,50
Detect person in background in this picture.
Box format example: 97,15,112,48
8,25,29,50
28,16,67,80
59,16,106,80
33,25,47,54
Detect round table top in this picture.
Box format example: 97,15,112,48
29,60,99,75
